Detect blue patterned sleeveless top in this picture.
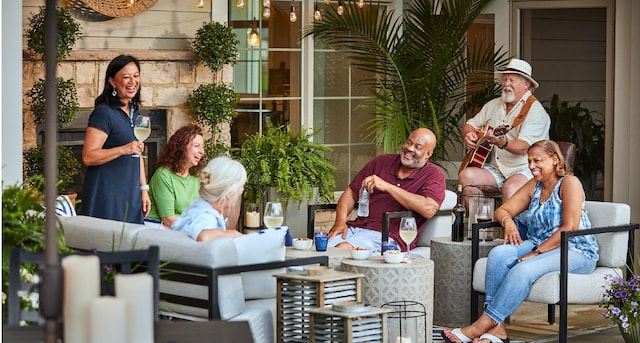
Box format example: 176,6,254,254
525,177,599,261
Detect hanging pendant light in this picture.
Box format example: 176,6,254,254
337,0,344,15
247,17,260,47
357,0,365,8
289,1,297,22
196,0,205,8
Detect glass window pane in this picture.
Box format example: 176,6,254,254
314,51,350,97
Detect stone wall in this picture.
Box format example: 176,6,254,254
22,49,231,150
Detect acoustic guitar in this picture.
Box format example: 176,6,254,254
459,125,510,172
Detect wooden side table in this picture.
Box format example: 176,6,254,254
275,270,365,343
307,306,393,343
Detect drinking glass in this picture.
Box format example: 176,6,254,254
263,202,284,229
133,115,151,158
475,200,494,242
399,217,417,258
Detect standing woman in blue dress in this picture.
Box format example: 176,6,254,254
81,55,150,223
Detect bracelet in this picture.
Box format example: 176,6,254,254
501,216,511,227
140,184,149,191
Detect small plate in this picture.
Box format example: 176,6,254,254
332,301,372,313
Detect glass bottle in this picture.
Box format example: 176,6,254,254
451,184,465,242
357,185,369,217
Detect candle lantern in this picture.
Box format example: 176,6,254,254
382,301,427,343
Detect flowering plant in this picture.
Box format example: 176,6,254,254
600,272,640,332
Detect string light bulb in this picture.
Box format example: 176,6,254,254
357,0,365,8
247,17,260,47
263,0,270,7
196,0,204,8
289,1,297,22
236,0,245,9
314,5,322,21
337,0,344,15
263,5,271,19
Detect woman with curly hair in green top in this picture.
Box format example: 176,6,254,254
146,124,205,227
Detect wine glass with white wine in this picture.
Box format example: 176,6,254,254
133,114,151,158
399,216,417,259
263,202,284,229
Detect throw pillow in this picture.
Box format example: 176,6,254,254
55,195,76,217
233,227,287,299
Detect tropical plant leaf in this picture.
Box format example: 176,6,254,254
304,0,508,161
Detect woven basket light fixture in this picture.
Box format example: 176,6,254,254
63,0,158,19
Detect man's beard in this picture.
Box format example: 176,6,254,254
501,87,516,103
400,150,426,169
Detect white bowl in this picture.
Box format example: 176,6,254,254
292,238,313,250
383,250,405,264
350,248,372,260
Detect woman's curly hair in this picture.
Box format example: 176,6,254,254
156,124,205,176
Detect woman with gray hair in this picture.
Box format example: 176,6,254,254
172,156,246,241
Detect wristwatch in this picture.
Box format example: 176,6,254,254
499,138,509,149
531,246,542,254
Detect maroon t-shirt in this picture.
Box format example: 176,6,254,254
347,154,446,250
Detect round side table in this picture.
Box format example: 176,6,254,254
430,237,500,328
341,256,434,343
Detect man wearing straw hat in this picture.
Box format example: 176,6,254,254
458,58,550,202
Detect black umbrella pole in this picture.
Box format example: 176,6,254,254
41,0,63,342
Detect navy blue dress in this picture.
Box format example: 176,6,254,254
81,103,143,224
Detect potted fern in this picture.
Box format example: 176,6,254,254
237,124,336,207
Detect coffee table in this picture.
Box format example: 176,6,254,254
341,256,434,343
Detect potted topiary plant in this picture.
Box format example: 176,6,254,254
544,94,605,200
191,21,239,72
26,77,79,127
23,145,82,199
25,6,82,62
185,82,240,158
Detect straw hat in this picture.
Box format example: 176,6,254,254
495,58,539,89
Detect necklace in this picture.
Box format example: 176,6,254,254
129,104,134,127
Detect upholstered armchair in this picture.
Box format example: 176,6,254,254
470,201,639,343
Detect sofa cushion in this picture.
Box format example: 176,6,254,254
60,215,147,251
234,227,287,300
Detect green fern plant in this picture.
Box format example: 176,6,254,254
237,124,336,208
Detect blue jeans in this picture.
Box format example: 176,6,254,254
483,240,596,323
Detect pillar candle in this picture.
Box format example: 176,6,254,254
245,210,260,228
89,296,128,343
116,274,154,343
62,255,100,343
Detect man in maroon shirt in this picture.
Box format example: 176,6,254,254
327,128,446,252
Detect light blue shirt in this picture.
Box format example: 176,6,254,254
171,198,226,240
